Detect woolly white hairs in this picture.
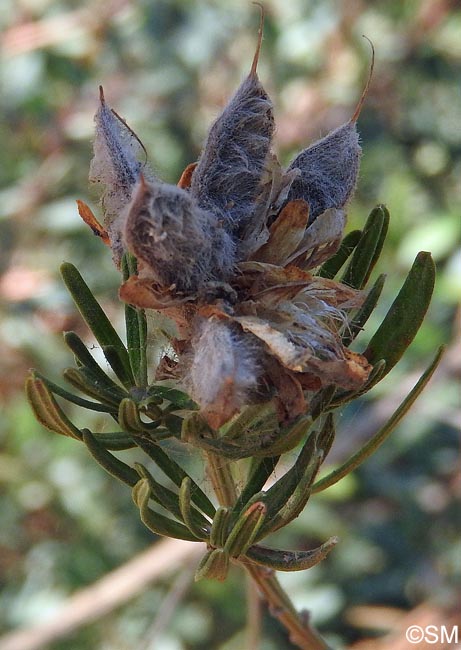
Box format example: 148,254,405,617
190,11,274,237
124,178,235,293
90,87,154,263
286,39,374,225
187,318,262,429
287,121,361,224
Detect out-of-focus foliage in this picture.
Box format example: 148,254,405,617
0,1,459,648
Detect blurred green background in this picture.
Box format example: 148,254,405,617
0,1,460,648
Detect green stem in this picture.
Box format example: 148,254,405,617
204,450,237,507
203,426,330,650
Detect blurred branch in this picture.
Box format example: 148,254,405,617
348,602,460,650
1,0,129,57
246,572,262,650
0,539,203,650
139,563,196,649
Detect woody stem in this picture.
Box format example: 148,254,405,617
243,563,331,650
205,449,330,650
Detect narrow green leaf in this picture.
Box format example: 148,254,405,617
133,437,216,518
364,252,435,376
63,332,126,396
26,375,82,440
82,429,139,486
179,478,210,540
137,428,175,442
224,501,267,558
60,262,134,388
261,450,323,537
135,464,210,537
209,507,231,548
363,205,389,284
31,370,115,414
118,398,148,433
317,229,362,279
342,205,389,289
232,456,280,519
312,346,444,493
258,430,318,531
195,548,229,582
342,273,386,347
122,254,148,387
134,462,185,524
148,385,198,410
316,414,335,461
91,431,136,450
63,367,124,407
245,536,338,571
265,415,313,456
133,479,201,542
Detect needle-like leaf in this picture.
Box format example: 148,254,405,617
245,536,339,571
61,262,134,388
82,429,139,486
364,252,435,376
341,205,389,289
312,346,444,493
133,479,202,542
25,375,83,440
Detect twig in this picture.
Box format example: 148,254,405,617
244,564,331,650
139,563,196,649
0,538,202,650
205,445,331,650
246,572,262,650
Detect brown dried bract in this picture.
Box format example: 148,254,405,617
254,199,310,265
76,200,110,245
177,162,198,189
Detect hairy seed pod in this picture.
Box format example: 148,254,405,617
124,177,235,293
90,87,153,262
187,318,261,429
286,121,361,224
190,8,274,235
286,43,374,223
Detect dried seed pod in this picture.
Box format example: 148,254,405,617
124,177,235,293
90,87,153,263
235,305,371,391
190,7,274,235
187,318,262,429
286,44,374,223
286,122,361,224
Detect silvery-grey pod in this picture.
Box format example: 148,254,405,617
124,177,235,293
90,87,153,262
190,10,274,236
